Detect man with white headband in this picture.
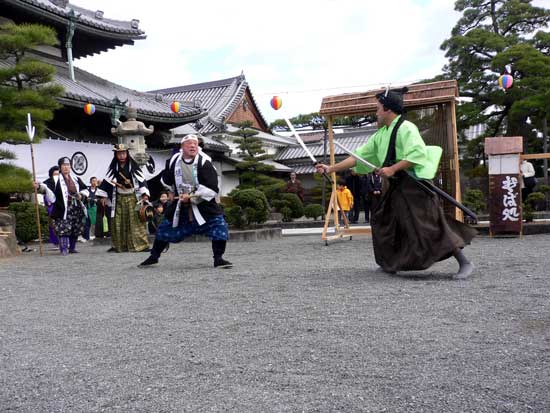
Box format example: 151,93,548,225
139,134,232,268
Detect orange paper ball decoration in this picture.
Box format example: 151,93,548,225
270,96,282,110
171,101,181,113
84,103,95,115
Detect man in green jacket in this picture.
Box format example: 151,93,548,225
315,88,476,279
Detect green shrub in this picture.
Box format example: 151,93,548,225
226,189,270,228
523,202,535,222
465,165,488,179
304,204,325,220
537,184,550,194
463,189,486,214
272,193,304,220
0,164,33,193
225,205,246,228
279,207,292,222
7,201,48,243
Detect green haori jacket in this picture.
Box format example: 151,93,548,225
353,115,440,180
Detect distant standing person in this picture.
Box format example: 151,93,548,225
98,144,151,253
336,179,354,223
345,170,363,223
520,159,537,201
43,165,60,249
35,157,90,255
284,172,305,202
364,172,383,223
83,176,103,241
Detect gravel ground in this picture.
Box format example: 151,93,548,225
1,234,549,412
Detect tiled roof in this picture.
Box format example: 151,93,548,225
168,131,230,153
0,56,207,125
1,0,146,57
282,163,316,175
151,74,269,135
3,0,145,37
275,134,374,162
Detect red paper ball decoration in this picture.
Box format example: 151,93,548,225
270,96,282,110
171,101,181,113
84,103,95,115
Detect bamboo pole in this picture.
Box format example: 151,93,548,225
26,113,43,256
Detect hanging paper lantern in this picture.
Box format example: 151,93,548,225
83,103,95,115
498,74,513,90
270,96,282,110
170,101,181,113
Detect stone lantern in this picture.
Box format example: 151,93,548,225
111,106,154,166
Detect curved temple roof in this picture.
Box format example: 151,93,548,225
1,0,146,57
151,74,269,135
0,56,207,125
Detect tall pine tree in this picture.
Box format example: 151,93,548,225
440,0,550,164
0,22,63,193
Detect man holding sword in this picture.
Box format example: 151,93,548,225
139,134,231,269
315,88,476,280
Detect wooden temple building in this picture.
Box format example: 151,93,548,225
0,0,206,183
0,1,294,195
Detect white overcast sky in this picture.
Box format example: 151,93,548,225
74,0,550,123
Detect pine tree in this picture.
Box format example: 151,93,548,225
440,0,550,163
228,121,284,199
0,22,63,193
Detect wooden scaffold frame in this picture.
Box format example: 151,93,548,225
318,80,462,243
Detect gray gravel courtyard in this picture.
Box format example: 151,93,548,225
1,233,549,412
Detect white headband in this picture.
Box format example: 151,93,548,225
181,134,199,143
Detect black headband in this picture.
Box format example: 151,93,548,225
376,87,408,114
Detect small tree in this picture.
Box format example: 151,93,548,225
229,121,283,192
0,22,63,193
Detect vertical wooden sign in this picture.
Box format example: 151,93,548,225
485,136,524,237
489,174,522,235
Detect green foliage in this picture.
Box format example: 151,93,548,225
269,113,372,130
0,163,32,193
228,121,285,196
225,189,270,228
308,173,325,205
537,184,550,194
465,165,488,179
304,204,325,220
224,206,246,228
0,22,63,193
272,193,304,221
0,22,63,145
279,207,292,222
237,171,285,203
463,188,487,214
527,191,545,203
440,1,550,162
523,201,535,222
7,201,48,243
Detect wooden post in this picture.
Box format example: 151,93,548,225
26,114,43,256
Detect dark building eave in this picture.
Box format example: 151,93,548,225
58,96,208,126
1,0,145,58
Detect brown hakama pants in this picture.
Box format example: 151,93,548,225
372,174,476,273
